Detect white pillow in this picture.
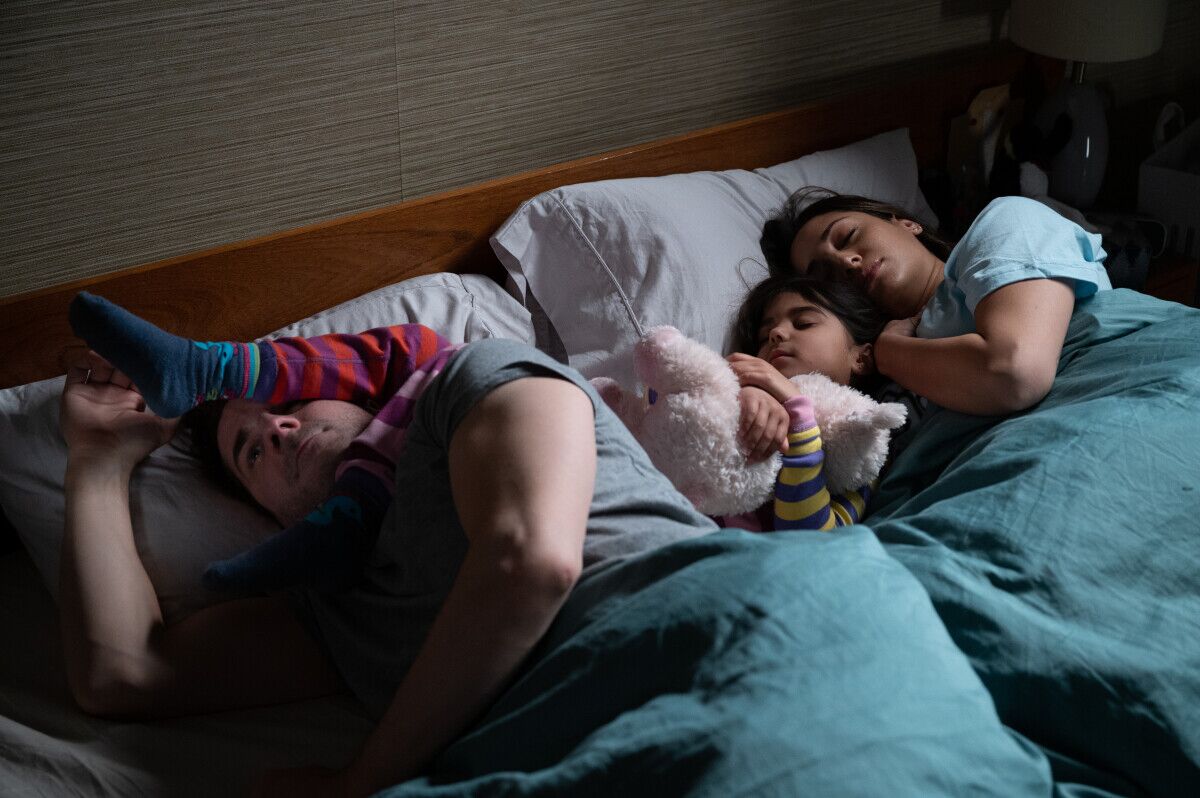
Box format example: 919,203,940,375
0,272,534,622
491,128,936,387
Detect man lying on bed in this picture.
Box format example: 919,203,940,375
58,294,717,796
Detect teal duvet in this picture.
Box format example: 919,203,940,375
383,291,1199,797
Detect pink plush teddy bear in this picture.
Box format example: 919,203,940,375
591,326,906,517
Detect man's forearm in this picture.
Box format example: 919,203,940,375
345,540,577,795
60,457,166,713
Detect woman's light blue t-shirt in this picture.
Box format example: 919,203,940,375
918,196,1111,339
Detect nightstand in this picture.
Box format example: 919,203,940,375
1142,253,1200,307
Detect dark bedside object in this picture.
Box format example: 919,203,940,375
1142,253,1200,307
0,505,18,555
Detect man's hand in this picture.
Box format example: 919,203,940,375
60,350,177,470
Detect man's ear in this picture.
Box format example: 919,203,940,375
852,343,875,376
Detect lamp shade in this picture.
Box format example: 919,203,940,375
1010,0,1168,63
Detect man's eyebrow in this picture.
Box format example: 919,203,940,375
820,216,848,242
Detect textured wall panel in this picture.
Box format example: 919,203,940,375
393,0,998,198
0,1,401,297
0,0,1194,299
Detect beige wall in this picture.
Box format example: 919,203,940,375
2,0,1196,298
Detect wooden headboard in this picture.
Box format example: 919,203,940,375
0,46,1034,390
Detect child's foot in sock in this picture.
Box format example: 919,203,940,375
69,292,250,417
202,469,390,593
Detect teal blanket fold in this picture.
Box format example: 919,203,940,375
871,289,1200,796
380,529,1050,797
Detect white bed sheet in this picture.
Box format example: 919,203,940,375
0,548,373,797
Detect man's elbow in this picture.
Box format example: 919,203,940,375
489,536,582,606
68,662,157,719
515,547,582,602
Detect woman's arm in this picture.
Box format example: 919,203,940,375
874,278,1075,415
58,353,341,718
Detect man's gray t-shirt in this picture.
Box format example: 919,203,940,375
291,339,717,717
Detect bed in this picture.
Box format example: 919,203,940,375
2,46,1198,796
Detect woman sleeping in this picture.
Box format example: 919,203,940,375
760,187,1111,419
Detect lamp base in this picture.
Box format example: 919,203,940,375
1034,79,1108,210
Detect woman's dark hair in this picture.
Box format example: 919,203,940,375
180,399,254,504
760,186,953,276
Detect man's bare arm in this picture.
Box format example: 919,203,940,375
58,353,341,718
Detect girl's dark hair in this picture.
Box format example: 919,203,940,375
731,274,885,357
180,399,254,504
760,186,953,276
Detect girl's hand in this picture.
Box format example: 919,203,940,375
59,350,177,470
737,386,789,462
726,353,801,403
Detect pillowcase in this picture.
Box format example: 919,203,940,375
491,128,936,387
0,272,534,622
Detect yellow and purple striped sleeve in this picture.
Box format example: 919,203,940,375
774,395,873,531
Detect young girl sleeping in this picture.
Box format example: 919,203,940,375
717,274,887,532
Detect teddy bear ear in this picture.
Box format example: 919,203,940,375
589,377,628,412
872,403,908,430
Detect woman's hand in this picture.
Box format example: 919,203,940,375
726,353,802,403
60,350,177,471
737,386,789,462
880,315,919,341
